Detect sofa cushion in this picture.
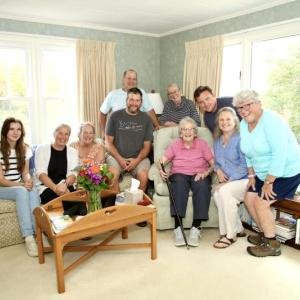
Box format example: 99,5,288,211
0,200,17,214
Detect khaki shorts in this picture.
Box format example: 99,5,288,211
106,154,150,176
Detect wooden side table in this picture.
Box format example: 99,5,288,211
271,199,300,249
33,190,157,293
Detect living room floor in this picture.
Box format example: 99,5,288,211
1,227,299,300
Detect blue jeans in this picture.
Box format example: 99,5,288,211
0,186,41,237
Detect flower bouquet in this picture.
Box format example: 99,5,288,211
76,159,114,213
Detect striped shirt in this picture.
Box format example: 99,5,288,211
0,147,32,182
159,96,201,126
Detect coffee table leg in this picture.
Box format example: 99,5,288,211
36,225,45,264
54,239,65,293
150,213,157,260
122,226,128,239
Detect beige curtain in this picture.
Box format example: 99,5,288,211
183,35,223,125
77,40,116,137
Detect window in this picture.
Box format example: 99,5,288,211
0,34,78,144
220,20,300,141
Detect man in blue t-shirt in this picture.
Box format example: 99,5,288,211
193,85,238,133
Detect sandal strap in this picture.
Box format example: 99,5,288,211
213,236,235,249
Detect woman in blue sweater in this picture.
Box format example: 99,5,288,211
233,89,300,257
213,107,248,249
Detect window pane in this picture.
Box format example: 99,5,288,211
251,35,300,141
41,48,77,98
220,44,242,97
43,99,77,144
0,100,31,143
0,48,27,97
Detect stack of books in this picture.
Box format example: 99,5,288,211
295,219,300,245
50,215,74,233
275,216,296,243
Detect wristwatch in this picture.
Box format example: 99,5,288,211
265,180,274,185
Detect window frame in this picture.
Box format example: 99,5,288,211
0,32,77,144
222,18,300,91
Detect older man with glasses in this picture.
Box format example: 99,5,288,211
159,83,200,127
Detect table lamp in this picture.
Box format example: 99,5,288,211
147,91,164,115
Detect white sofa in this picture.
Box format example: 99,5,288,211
148,127,219,230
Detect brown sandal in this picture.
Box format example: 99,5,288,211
213,236,235,249
237,231,247,238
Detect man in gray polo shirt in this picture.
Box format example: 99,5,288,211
105,87,153,192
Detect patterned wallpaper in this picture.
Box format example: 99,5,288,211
0,0,300,102
160,0,300,100
0,18,160,93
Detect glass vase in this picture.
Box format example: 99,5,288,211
87,189,102,213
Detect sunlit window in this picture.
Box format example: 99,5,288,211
221,21,300,141
0,35,78,144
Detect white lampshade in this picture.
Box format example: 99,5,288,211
147,93,164,114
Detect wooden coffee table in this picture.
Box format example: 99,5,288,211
33,191,157,293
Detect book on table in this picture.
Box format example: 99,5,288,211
295,219,300,245
275,216,296,240
49,215,74,233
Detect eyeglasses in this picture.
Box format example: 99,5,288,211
180,128,195,132
236,102,255,113
168,89,179,97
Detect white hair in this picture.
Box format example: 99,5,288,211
233,89,261,107
178,117,198,137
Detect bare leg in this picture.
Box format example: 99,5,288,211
136,170,148,192
244,192,262,230
254,197,276,237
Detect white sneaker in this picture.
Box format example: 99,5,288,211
25,235,38,257
42,233,52,248
188,227,201,247
174,227,185,247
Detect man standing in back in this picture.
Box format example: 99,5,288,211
105,87,153,192
193,85,237,133
100,69,159,138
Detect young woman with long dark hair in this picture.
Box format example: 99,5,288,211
0,117,40,257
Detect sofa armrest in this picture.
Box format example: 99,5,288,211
149,164,169,196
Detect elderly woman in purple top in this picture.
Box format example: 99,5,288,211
212,107,248,249
159,117,214,247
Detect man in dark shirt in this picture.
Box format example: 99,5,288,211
193,86,238,133
105,87,153,192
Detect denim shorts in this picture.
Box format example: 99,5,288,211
248,172,300,200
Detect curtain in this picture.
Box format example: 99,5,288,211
77,40,116,137
183,35,223,124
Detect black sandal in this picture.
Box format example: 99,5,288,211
213,237,235,249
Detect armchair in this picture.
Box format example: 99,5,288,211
148,127,219,230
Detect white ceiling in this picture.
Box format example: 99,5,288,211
0,0,294,36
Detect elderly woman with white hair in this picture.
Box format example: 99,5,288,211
233,89,300,257
159,117,214,247
35,124,87,216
